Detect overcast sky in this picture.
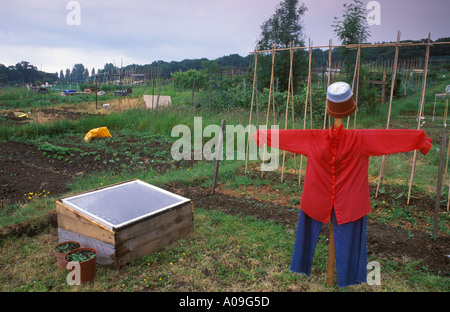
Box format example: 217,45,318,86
0,0,449,74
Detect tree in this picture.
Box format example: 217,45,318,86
83,68,89,81
15,61,37,84
72,63,86,82
333,0,378,112
59,70,65,81
257,0,307,50
256,0,309,92
171,69,209,91
0,64,10,85
332,0,370,78
201,59,221,77
332,0,370,46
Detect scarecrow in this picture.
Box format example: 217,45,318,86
253,81,432,287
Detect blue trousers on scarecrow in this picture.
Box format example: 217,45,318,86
290,209,367,287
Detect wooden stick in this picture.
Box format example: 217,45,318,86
245,51,258,173
261,44,276,177
211,120,226,195
375,31,401,198
445,134,450,183
308,41,314,130
256,72,260,130
309,47,314,130
433,133,446,238
323,39,333,129
265,44,276,131
281,42,294,182
291,43,296,167
447,184,450,212
408,33,431,205
299,39,312,185
327,215,335,286
445,98,449,127
327,117,342,286
432,95,437,122
347,41,361,129
272,78,276,125
445,136,450,212
353,42,361,129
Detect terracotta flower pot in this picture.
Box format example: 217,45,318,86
64,247,97,284
53,241,81,270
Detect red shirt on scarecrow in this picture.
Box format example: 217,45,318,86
253,82,432,225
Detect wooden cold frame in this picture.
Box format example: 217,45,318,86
56,179,193,268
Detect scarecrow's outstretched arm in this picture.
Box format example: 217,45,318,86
361,129,432,156
253,129,315,156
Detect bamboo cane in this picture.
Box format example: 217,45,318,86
444,135,450,183
346,42,361,129
245,51,258,173
353,43,361,129
447,184,450,212
375,31,401,198
281,42,295,182
265,44,276,135
261,44,276,177
433,134,446,238
309,42,314,130
444,98,449,127
432,96,437,122
408,33,431,205
403,59,408,96
256,74,260,131
299,39,312,185
310,52,314,130
444,136,450,212
323,39,333,129
291,44,296,167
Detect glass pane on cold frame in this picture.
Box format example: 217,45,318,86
61,180,190,230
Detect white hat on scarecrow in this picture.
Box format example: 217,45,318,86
326,82,356,118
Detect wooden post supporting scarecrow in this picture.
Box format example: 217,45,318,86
253,81,432,287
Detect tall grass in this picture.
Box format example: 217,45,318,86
1,100,251,143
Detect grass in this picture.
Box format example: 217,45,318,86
0,77,449,293
0,208,448,292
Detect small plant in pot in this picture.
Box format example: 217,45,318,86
64,247,97,284
53,241,81,269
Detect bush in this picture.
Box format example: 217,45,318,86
171,69,209,90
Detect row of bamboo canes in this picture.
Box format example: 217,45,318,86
245,31,450,207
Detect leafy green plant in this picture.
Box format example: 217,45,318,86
65,249,95,262
38,142,70,155
54,242,80,253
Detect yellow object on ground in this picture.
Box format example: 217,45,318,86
84,127,112,142
13,112,28,118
